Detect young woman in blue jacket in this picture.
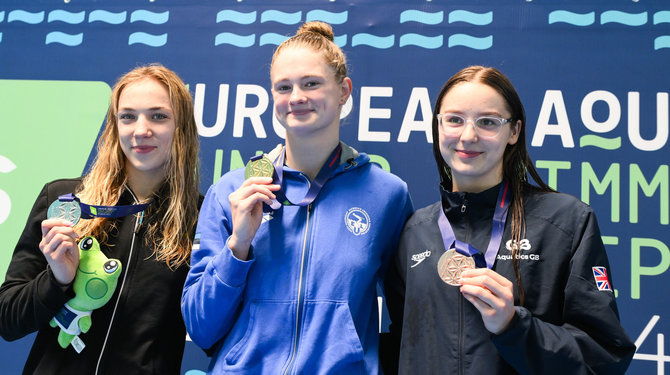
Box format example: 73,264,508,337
181,21,413,374
382,66,635,374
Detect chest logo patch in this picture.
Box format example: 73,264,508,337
505,239,531,251
345,207,370,236
498,238,540,261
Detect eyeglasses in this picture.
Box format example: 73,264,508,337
436,113,513,138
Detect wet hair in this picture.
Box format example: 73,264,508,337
75,63,200,268
431,65,554,304
271,21,348,83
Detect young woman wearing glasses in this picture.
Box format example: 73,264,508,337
381,65,635,374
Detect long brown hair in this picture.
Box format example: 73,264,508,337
75,64,200,268
431,65,554,304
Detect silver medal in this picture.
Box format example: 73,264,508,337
47,199,81,225
437,249,475,286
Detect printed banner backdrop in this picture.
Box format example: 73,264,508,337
1,0,668,373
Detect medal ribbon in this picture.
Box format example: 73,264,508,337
249,144,342,211
56,193,150,219
437,181,510,269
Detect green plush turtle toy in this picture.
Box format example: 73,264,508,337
49,236,122,352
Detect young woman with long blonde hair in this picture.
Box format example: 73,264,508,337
0,64,201,374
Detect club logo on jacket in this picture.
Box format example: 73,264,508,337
497,238,540,261
505,239,531,251
345,207,370,235
410,250,431,268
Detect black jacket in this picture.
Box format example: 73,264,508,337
0,178,197,374
383,184,635,374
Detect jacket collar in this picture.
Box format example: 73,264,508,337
266,141,369,176
440,182,502,216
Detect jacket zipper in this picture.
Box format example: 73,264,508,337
459,293,464,375
459,196,466,375
94,194,142,374
283,203,315,375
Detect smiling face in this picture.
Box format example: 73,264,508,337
438,81,520,192
117,77,176,186
270,47,351,141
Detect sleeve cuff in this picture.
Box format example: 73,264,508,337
38,267,75,310
210,238,256,288
492,306,529,342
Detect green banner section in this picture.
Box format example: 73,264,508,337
0,80,111,280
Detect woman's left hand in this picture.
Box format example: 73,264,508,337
459,268,515,335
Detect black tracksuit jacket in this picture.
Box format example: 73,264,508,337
382,183,635,374
0,178,196,374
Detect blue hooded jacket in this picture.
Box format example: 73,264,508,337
182,142,413,374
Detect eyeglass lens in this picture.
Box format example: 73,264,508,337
439,114,504,137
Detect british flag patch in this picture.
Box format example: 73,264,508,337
592,266,612,292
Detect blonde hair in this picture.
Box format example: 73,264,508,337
75,64,200,268
272,21,348,83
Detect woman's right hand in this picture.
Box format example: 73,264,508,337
227,177,280,260
39,218,79,285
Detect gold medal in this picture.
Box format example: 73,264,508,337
244,155,274,179
437,249,475,286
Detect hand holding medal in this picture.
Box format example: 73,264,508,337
435,181,516,334
39,218,80,285
43,193,150,284
227,156,281,260
243,145,342,213
459,268,515,335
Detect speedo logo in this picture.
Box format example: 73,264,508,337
410,250,431,268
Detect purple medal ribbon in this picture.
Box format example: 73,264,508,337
437,181,510,269
249,144,342,212
57,193,150,219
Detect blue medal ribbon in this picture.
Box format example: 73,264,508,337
437,181,510,269
56,193,150,219
248,144,342,212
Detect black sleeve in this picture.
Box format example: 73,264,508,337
0,182,75,341
380,230,408,375
492,207,636,374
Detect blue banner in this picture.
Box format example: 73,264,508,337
1,1,668,373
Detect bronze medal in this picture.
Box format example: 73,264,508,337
437,249,475,286
244,155,274,179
